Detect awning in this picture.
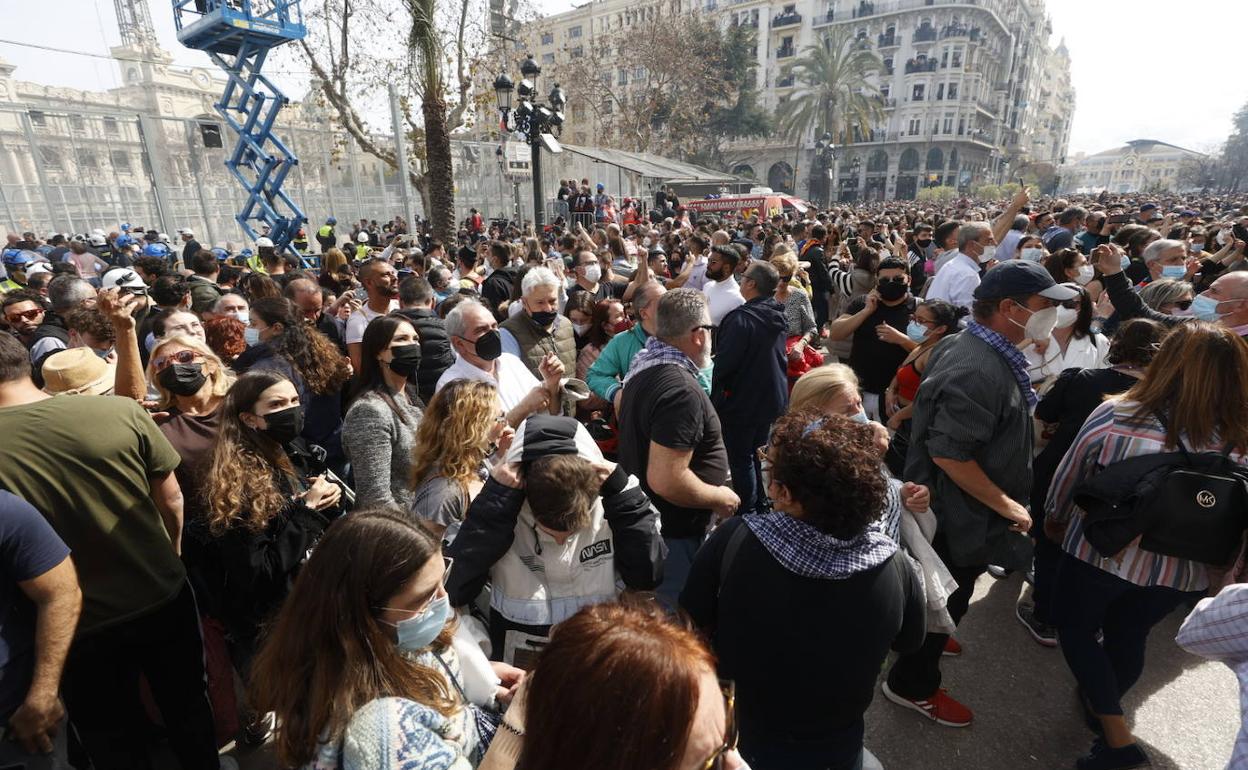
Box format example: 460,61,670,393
559,144,743,184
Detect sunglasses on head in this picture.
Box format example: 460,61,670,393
6,308,42,322
152,349,201,372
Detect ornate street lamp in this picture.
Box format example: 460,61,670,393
494,55,566,231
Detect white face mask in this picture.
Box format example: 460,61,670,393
977,244,997,264
1053,305,1079,330
583,263,602,283
1075,265,1095,285
1021,247,1044,263
572,322,590,337
233,309,250,326
1012,303,1059,341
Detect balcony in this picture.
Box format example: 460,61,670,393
777,74,795,88
771,11,802,28
904,59,937,74
912,25,937,43
877,32,900,48
813,9,835,26
850,1,876,18
880,96,897,109
940,24,979,40
776,45,795,58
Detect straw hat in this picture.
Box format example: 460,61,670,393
41,348,116,396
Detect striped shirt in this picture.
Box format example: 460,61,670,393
1046,398,1248,593
1175,583,1248,768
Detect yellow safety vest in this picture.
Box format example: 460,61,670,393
247,254,266,273
0,278,21,292
355,243,369,260
318,224,334,238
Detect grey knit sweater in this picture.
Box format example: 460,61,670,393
341,388,422,510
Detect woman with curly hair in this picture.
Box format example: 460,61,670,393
204,370,343,672
680,411,925,770
410,379,512,542
244,296,352,471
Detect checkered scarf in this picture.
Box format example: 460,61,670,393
743,511,897,580
966,320,1038,409
623,336,701,387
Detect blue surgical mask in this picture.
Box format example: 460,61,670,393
1120,255,1132,270
1190,293,1222,322
244,326,261,346
93,347,113,361
386,594,451,652
1160,264,1187,280
850,409,869,424
906,320,929,342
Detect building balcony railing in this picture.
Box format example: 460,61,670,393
878,33,900,47
904,59,937,74
813,10,836,26
771,12,802,28
776,46,795,58
912,26,937,43
850,1,876,18
884,65,894,75
881,97,897,108
940,25,980,40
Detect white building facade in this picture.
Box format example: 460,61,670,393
1060,140,1206,195
516,0,1074,202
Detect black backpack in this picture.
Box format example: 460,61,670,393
1074,427,1248,565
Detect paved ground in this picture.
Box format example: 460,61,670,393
215,572,1237,770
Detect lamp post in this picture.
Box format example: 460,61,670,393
813,132,836,207
493,55,566,233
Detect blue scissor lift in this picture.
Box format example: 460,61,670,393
173,0,308,260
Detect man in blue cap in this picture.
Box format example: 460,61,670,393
882,260,1077,729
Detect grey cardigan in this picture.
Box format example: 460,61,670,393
341,388,422,510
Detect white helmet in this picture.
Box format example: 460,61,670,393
101,268,147,291
88,234,107,247
157,232,171,244
356,231,370,242
255,236,275,249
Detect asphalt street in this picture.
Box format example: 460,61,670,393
217,571,1238,770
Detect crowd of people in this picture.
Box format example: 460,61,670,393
2,185,1248,770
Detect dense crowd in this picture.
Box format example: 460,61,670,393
2,184,1248,770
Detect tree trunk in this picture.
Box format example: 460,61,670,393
422,95,456,245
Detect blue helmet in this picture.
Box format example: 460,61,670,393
120,222,131,233
115,234,135,249
2,248,28,266
211,247,230,261
240,248,254,258
142,243,169,258
326,217,337,225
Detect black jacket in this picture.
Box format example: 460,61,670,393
30,313,69,388
480,267,518,319
182,239,202,265
395,307,456,404
711,296,789,425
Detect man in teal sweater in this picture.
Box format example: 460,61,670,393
588,281,712,410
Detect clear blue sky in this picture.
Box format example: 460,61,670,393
3,0,1245,156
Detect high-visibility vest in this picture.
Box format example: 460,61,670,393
247,254,266,273
355,243,369,260
0,278,21,292
318,224,334,238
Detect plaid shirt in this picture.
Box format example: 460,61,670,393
743,511,897,580
966,320,1038,409
1176,583,1248,768
622,336,701,387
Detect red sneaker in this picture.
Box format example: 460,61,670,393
881,683,973,727
942,637,963,657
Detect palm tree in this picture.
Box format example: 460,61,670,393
776,26,885,149
407,0,455,244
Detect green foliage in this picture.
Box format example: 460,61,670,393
775,26,885,146
916,185,958,203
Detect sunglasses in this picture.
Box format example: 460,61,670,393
375,557,454,618
152,349,201,372
5,308,42,322
700,680,738,770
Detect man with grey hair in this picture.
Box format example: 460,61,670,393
1140,238,1192,284
437,298,563,427
500,265,577,380
712,261,788,515
925,221,995,311
618,288,736,608
30,276,97,383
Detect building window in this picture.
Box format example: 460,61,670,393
912,84,925,101
76,149,98,170
948,82,958,99
618,69,628,86
570,46,583,58
908,118,921,135
38,146,60,169
541,52,555,64
951,47,963,68
69,114,85,132
633,66,646,80
883,57,893,74
600,73,611,86
28,110,46,127
541,32,554,45
568,25,581,38
943,115,954,133
936,83,944,100
111,150,131,172
103,116,119,136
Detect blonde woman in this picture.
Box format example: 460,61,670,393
410,379,513,542
772,250,820,384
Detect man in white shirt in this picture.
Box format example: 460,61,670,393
345,259,399,371
925,223,995,312
437,299,563,427
702,245,745,326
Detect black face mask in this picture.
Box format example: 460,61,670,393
877,280,908,302
529,310,559,329
158,362,207,397
472,329,503,361
916,239,932,248
387,343,422,377
258,405,304,446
